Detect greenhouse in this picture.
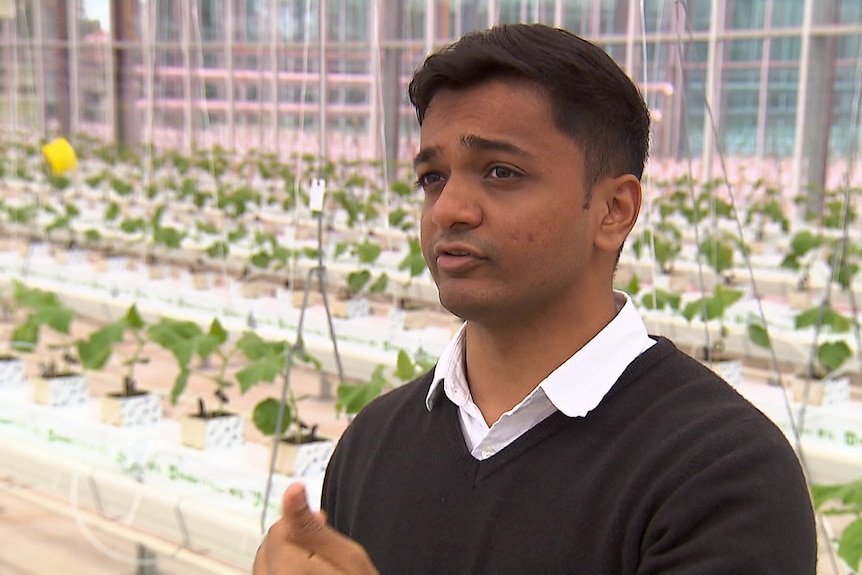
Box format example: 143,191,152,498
0,0,861,573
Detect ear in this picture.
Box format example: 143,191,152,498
593,174,642,254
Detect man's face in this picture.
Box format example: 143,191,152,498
416,79,604,327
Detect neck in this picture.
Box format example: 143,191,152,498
465,291,620,425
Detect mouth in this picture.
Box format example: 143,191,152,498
432,242,486,273
432,242,484,260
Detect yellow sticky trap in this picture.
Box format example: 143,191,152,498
42,137,78,175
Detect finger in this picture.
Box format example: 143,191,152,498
282,484,378,575
261,537,343,575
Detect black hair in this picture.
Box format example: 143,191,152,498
408,23,650,205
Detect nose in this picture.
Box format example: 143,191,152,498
426,173,483,230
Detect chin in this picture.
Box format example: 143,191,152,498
438,293,493,322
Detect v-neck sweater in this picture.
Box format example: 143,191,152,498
321,337,816,574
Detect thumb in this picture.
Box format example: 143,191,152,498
282,483,326,538
281,484,378,575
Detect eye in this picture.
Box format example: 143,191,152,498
487,166,518,180
415,172,446,192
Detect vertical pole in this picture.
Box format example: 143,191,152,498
318,0,327,162
226,0,235,150
3,4,17,135
624,0,637,77
270,0,279,153
55,0,71,136
755,0,774,159
369,0,379,160
111,0,138,150
802,0,839,215
553,0,563,28
69,0,80,137
181,0,194,153
700,0,723,183
104,0,116,144
381,0,401,183
33,0,46,135
487,0,497,28
790,0,814,210
424,0,434,56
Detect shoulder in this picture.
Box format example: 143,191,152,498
613,337,805,481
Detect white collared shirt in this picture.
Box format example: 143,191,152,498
426,292,655,460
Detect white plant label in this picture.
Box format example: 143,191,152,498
309,178,326,212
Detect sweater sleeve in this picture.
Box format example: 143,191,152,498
636,414,816,574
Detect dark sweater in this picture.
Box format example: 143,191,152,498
321,337,816,574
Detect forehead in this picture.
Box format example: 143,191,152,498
416,79,580,165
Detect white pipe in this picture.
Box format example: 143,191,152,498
318,0,327,161
226,0,235,149
182,0,194,153
425,0,434,56
0,437,259,573
270,0,279,153
69,0,80,136
791,0,815,201
701,0,723,183
33,0,46,135
755,0,774,160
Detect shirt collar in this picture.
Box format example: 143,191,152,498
426,292,654,416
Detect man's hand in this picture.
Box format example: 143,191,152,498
253,483,378,575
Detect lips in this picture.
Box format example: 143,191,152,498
432,241,486,274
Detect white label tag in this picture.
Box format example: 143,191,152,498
309,178,326,212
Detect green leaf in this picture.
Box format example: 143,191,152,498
393,350,416,382
250,251,272,269
390,180,414,198
78,320,125,370
369,273,389,294
120,217,146,234
125,304,145,330
795,306,852,333
14,283,61,309
838,519,862,572
34,305,75,335
170,368,191,404
253,397,293,436
698,235,734,275
333,242,349,259
147,318,203,367
355,241,381,264
747,322,771,348
640,289,680,311
236,331,273,360
236,355,284,393
348,270,371,293
196,221,218,235
388,207,408,228
196,333,225,362
818,341,852,372
205,240,229,259
622,274,640,296
336,368,386,415
790,230,821,256
208,318,229,346
714,284,744,308
154,226,185,249
682,299,701,322
813,478,862,510
83,228,102,243
10,319,39,352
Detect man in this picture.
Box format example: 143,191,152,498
255,24,816,574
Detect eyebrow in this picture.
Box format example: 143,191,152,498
413,134,533,169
